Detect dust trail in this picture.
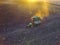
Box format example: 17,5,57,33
35,1,50,19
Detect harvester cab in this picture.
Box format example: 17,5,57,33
32,16,41,26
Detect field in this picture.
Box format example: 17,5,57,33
0,2,60,45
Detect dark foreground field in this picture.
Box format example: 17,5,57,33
0,3,60,45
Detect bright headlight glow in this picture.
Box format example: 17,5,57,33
10,0,49,19
0,0,50,20
27,0,37,2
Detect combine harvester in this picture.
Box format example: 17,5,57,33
26,16,41,28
